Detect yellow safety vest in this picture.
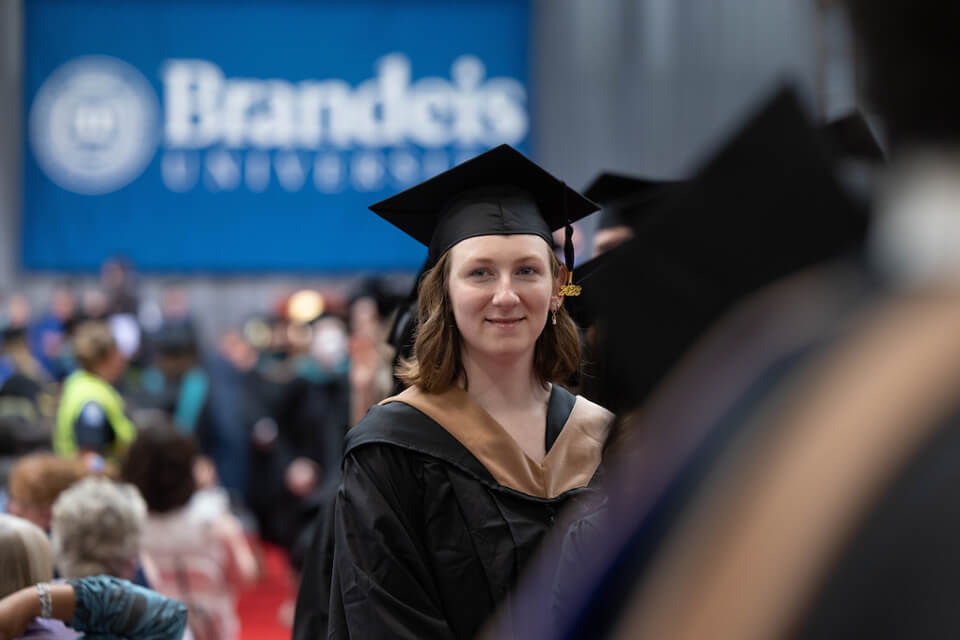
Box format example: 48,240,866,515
54,370,135,459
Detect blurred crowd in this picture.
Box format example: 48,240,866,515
0,260,409,638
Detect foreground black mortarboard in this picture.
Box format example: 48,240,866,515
369,145,599,276
583,173,679,230
591,87,870,413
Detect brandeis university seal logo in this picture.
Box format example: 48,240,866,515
30,56,160,195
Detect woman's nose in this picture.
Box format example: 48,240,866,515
491,275,520,306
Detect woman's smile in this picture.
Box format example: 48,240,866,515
485,316,526,329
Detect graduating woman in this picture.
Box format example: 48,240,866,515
293,145,613,639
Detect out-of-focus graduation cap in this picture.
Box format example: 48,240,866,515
820,110,886,163
369,144,599,275
592,87,870,413
583,173,679,230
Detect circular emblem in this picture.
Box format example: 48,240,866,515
29,55,160,195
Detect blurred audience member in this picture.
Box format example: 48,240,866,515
0,324,58,462
0,328,52,444
29,285,76,382
54,322,134,464
78,289,107,323
50,477,145,581
139,324,210,434
203,329,259,495
161,282,194,329
6,454,85,531
0,324,48,388
101,257,138,317
123,426,258,640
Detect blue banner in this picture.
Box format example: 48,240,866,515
23,0,531,272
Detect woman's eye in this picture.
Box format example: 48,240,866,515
516,266,537,276
470,267,490,277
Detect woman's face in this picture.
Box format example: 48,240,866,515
447,234,561,363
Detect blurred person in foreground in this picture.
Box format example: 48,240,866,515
484,86,869,640
293,145,613,639
5,454,85,531
0,513,187,640
123,426,257,640
497,2,960,639
54,322,134,465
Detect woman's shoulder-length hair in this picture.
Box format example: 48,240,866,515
397,249,581,393
0,513,54,598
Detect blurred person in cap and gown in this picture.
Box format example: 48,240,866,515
605,3,960,638
567,174,680,405
485,86,881,639
493,1,960,637
53,322,135,467
293,145,613,640
585,173,680,258
246,295,349,555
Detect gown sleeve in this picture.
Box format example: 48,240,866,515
292,490,338,640
327,443,456,640
67,575,188,640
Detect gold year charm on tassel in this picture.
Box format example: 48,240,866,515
559,272,581,297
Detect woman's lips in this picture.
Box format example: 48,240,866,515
486,317,524,328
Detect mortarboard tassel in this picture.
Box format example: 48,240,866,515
559,183,581,297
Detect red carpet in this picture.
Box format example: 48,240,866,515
238,541,296,640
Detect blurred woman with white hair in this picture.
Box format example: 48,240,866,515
49,476,146,581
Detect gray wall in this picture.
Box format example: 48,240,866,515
533,0,855,190
0,0,21,292
0,0,856,339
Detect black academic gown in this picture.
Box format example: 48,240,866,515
294,383,611,640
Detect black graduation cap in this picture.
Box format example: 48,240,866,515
591,87,870,414
583,173,679,230
369,145,599,278
820,111,885,163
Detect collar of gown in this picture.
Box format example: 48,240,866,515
380,385,613,499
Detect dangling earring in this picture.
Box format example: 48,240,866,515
552,305,558,326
